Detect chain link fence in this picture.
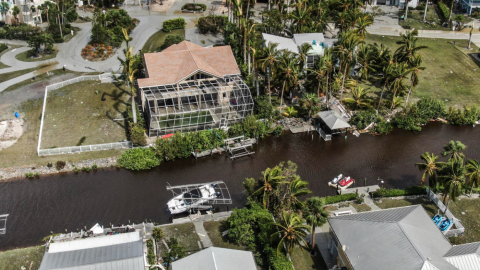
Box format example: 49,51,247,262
426,188,465,237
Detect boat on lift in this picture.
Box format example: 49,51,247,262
339,177,354,188
328,174,343,188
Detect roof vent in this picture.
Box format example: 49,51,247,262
342,245,347,251
427,257,432,261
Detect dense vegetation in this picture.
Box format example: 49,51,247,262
372,186,428,198
156,34,184,51
91,8,136,47
162,18,186,32
197,16,227,34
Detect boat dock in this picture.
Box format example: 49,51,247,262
224,136,256,160
337,185,381,195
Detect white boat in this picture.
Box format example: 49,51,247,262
166,181,232,215
329,174,343,185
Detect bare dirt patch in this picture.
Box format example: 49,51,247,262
0,119,24,151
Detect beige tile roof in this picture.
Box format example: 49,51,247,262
138,41,241,88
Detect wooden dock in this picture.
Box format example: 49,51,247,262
337,185,380,195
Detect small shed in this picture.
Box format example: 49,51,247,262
315,111,350,140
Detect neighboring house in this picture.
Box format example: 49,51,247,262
172,247,257,270
262,33,337,68
328,205,480,270
373,0,418,8
0,0,44,25
39,231,145,270
137,41,254,137
460,0,480,15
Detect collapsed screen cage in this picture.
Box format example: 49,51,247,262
167,181,232,205
140,75,254,137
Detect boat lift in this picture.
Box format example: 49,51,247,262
224,136,255,160
0,214,8,234
166,181,232,211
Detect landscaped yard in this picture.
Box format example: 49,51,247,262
142,29,186,53
364,34,480,108
203,220,248,250
399,6,447,31
352,203,371,213
15,49,59,62
40,81,129,148
446,198,480,245
374,197,438,217
0,67,40,84
159,223,201,252
290,246,328,270
0,245,44,270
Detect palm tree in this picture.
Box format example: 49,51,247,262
304,197,328,249
439,160,466,212
308,56,326,98
356,44,377,81
415,152,440,186
12,5,20,24
253,167,286,210
283,176,311,211
283,106,298,117
389,62,413,111
271,211,311,256
333,31,364,99
297,42,313,73
290,5,311,33
119,28,139,123
355,13,374,39
405,55,425,105
404,0,411,21
395,29,427,64
441,140,466,162
301,93,320,118
259,42,280,104
466,159,480,197
342,87,371,110
0,2,9,23
277,51,300,109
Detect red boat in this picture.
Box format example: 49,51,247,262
339,177,354,187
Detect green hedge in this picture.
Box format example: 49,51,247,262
181,3,207,11
437,2,450,22
163,18,186,32
117,148,160,171
0,43,7,53
323,193,358,205
372,186,427,198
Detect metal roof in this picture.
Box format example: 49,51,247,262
444,242,480,270
317,111,351,130
445,243,480,257
48,231,141,253
262,33,299,53
292,33,325,46
171,247,257,270
329,205,454,270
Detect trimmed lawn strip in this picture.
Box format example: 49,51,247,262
142,29,185,53
0,245,44,270
0,67,40,84
159,223,201,252
374,197,438,217
40,81,129,148
446,198,480,245
203,221,248,250
291,246,329,270
352,203,371,213
364,34,480,108
15,50,58,62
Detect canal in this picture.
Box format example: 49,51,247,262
1,122,479,250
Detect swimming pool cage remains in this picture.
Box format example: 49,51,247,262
140,75,254,137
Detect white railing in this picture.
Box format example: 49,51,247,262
426,188,465,237
37,73,128,156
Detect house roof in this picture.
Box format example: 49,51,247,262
292,33,325,46
444,243,480,270
171,247,257,270
329,205,455,270
262,33,336,56
445,243,480,257
317,110,351,130
39,232,144,270
138,41,241,88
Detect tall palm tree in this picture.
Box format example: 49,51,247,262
297,42,313,73
466,159,480,197
308,56,326,98
405,55,425,104
389,62,413,111
355,13,374,39
439,160,466,212
441,140,466,162
356,44,377,81
333,31,364,99
253,167,286,209
415,152,440,186
304,197,328,249
323,49,334,105
259,42,280,104
278,51,300,109
290,5,311,33
119,28,139,123
342,87,371,110
283,176,311,211
271,212,311,256
394,29,427,64
376,54,394,113
301,93,321,118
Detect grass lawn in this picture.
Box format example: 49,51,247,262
374,197,438,217
142,29,186,53
159,223,201,252
399,6,447,31
291,246,329,270
0,245,44,270
40,81,129,148
203,221,249,250
0,67,41,84
364,34,480,108
352,203,371,212
15,49,58,62
446,198,480,245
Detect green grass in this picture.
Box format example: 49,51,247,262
203,221,249,250
0,67,41,84
159,223,202,252
364,34,480,107
399,6,447,31
446,198,480,245
0,245,44,270
15,49,58,62
40,81,129,148
374,197,438,217
352,203,371,213
142,29,185,53
290,246,328,270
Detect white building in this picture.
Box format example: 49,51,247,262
373,0,418,8
0,0,45,25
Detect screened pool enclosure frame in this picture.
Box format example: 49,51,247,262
140,75,254,137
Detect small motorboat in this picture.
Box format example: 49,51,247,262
432,215,444,226
329,174,343,185
339,177,354,187
439,219,452,231
167,183,220,214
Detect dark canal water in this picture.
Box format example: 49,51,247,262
1,123,479,250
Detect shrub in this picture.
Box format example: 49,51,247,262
393,98,446,132
323,193,358,205
129,122,147,146
254,95,275,119
181,3,207,11
372,186,427,198
351,110,393,134
437,2,450,22
416,5,425,10
81,166,91,172
117,147,160,170
162,238,186,266
273,125,283,137
0,43,7,53
56,161,66,170
46,162,53,168
163,18,186,32
25,173,34,179
146,239,155,265
92,164,98,170
152,227,164,241
73,166,79,173
197,15,228,34
446,106,480,125
157,34,184,51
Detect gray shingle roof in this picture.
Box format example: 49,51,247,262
172,247,257,270
317,111,351,130
329,205,454,270
445,243,480,257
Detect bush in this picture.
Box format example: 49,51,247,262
117,148,160,171
181,3,207,11
157,34,184,51
273,125,283,137
446,106,480,125
56,161,66,170
197,15,228,34
146,239,155,265
228,115,268,139
0,24,42,40
129,122,147,146
46,162,53,168
81,166,91,172
0,43,7,53
437,2,450,22
92,164,98,170
372,186,428,198
152,227,163,241
416,5,425,10
254,95,275,119
393,98,446,132
25,172,34,179
323,193,358,205
163,18,186,32
162,238,186,267
350,110,393,134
